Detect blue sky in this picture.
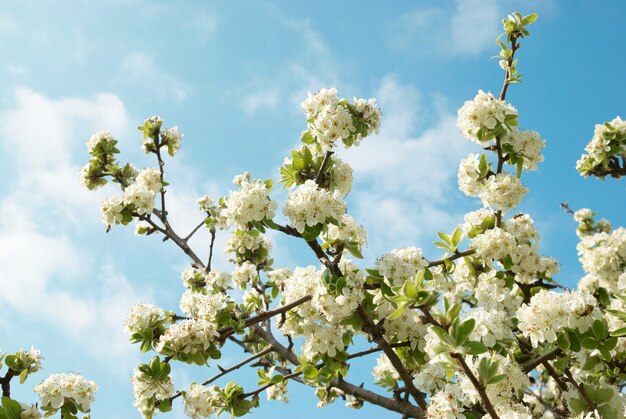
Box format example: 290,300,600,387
0,0,624,417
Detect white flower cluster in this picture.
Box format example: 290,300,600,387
352,97,382,139
14,347,43,375
266,379,289,402
461,208,495,235
465,307,514,347
372,354,399,384
206,270,231,290
302,88,354,149
457,153,484,196
457,90,518,142
517,289,601,346
161,126,183,155
222,175,277,229
576,116,626,177
131,367,174,418
426,383,466,418
183,383,221,418
501,130,545,171
34,373,97,412
301,88,381,149
99,195,125,228
135,168,162,193
99,167,162,228
123,182,156,215
473,270,522,315
196,292,234,321
412,362,447,394
375,246,428,284
181,267,208,290
322,214,367,248
124,303,165,335
19,404,41,419
197,195,214,212
86,130,114,153
459,354,529,413
279,263,364,359
499,215,559,283
179,290,205,317
156,319,218,356
457,160,527,212
231,261,259,289
283,180,346,234
328,156,354,196
577,227,626,294
471,227,517,262
266,267,292,289
479,172,527,212
225,230,272,265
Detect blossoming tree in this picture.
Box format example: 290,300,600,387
2,11,626,419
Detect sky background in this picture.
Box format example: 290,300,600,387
0,0,624,417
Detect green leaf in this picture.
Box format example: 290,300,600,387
591,319,608,340
580,337,598,350
516,160,524,178
451,227,463,246
437,232,452,245
292,157,305,170
18,369,28,384
1,397,22,419
610,327,626,338
301,365,318,380
300,131,315,144
607,309,626,322
522,13,539,26
487,374,508,385
157,399,172,413
462,341,488,355
454,319,476,345
387,302,409,320
556,332,570,350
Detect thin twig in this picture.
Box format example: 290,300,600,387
451,353,499,419
522,347,562,373
168,347,273,402
564,368,597,411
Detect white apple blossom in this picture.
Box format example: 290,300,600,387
183,383,221,418
457,90,518,142
283,179,346,233
131,367,174,418
221,175,277,229
156,319,218,357
479,172,527,212
517,290,601,346
34,373,97,413
124,303,165,335
375,246,428,284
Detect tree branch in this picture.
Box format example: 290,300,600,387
522,347,562,373
356,305,427,411
451,353,499,419
0,368,16,397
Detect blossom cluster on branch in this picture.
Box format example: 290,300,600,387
4,9,626,419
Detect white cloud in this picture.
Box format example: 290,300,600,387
190,11,218,41
239,4,340,115
0,87,150,368
340,75,474,254
389,0,500,57
118,52,190,102
241,88,279,115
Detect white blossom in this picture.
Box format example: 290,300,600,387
283,180,346,233
183,383,221,418
34,373,97,413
